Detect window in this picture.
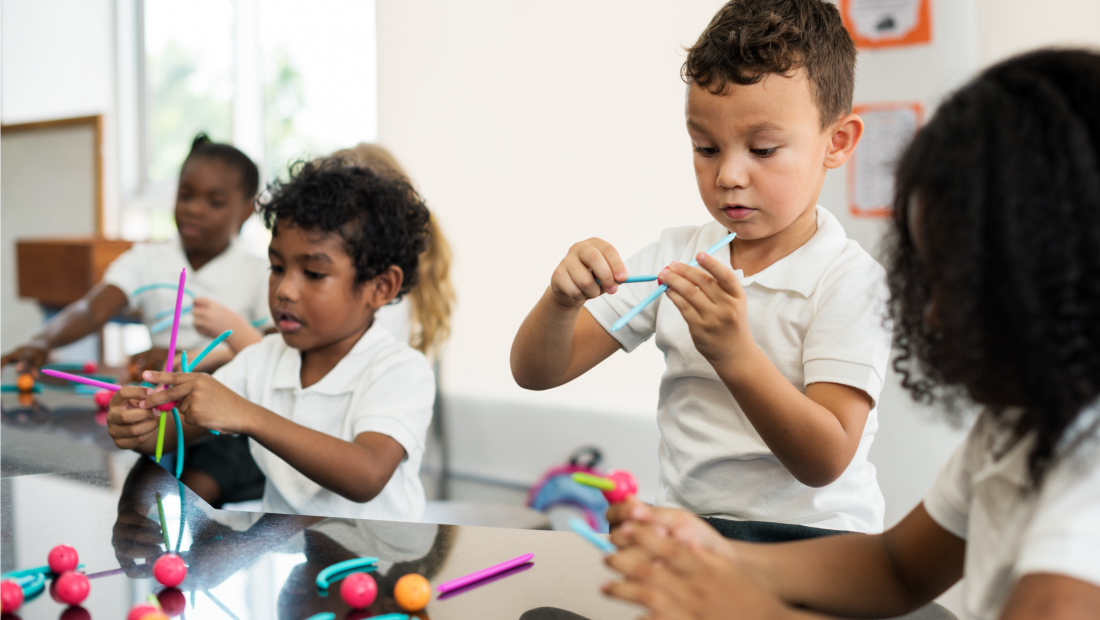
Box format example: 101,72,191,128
121,0,379,245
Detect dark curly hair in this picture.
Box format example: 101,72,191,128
184,133,260,198
885,49,1100,486
258,157,431,298
683,0,856,129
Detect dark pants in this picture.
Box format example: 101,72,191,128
703,517,849,543
184,434,265,507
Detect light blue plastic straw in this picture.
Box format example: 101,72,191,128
595,274,658,286
569,517,616,554
610,232,737,332
132,283,197,299
172,407,184,478
185,330,232,371
181,331,232,436
150,306,194,334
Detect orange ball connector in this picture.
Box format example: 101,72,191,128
394,573,431,612
16,373,35,393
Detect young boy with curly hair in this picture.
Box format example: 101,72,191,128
512,0,890,540
107,158,436,521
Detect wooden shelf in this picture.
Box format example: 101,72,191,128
17,237,133,307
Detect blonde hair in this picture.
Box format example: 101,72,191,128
331,143,455,358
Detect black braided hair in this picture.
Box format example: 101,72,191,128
184,133,261,198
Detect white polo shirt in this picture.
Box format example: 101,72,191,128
924,408,1100,620
213,328,434,522
102,237,271,349
586,207,891,533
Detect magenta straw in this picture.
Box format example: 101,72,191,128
40,369,119,392
437,553,534,594
165,268,186,374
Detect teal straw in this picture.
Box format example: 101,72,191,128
173,407,184,478
182,333,231,436
610,232,736,332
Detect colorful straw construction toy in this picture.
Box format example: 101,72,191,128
571,470,638,503
155,268,187,462
610,232,737,332
315,557,380,594
569,517,616,554
437,553,534,594
39,369,120,392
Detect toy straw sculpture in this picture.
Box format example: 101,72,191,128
155,269,187,462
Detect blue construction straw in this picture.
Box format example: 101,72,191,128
594,274,658,286
569,517,616,554
182,331,231,435
133,283,197,299
150,306,194,334
610,232,737,333
172,408,184,479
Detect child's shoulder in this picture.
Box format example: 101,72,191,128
340,325,435,388
803,207,886,296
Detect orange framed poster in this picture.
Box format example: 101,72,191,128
839,0,932,49
849,102,923,218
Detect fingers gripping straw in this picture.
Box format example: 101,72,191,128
610,232,737,333
155,268,187,463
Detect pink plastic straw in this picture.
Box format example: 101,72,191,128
165,268,186,374
437,553,534,594
40,369,120,392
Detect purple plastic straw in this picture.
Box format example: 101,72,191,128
437,553,534,594
40,369,120,392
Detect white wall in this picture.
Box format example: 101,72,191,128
0,0,119,235
975,0,1100,68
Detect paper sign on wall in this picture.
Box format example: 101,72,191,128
839,0,932,49
849,102,923,218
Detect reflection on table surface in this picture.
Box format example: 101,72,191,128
1,371,636,619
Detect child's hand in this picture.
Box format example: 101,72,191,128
660,252,753,365
0,342,49,373
604,525,787,620
549,238,628,308
608,497,734,561
106,386,161,450
141,370,257,435
193,298,248,338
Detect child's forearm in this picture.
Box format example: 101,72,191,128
713,345,864,487
35,283,128,351
510,287,593,389
243,407,401,503
737,504,964,617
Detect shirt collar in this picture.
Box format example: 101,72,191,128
734,206,849,297
270,323,392,395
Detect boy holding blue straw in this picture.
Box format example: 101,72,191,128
511,0,891,541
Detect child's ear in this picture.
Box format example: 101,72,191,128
366,266,404,309
235,199,256,230
823,113,864,170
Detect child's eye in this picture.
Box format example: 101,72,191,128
305,270,326,280
210,201,226,209
694,146,719,157
750,147,778,157
269,265,285,274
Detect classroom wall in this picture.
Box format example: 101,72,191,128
975,0,1100,68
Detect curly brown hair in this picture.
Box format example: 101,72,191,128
683,0,856,129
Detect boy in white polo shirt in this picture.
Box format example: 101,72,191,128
511,0,890,540
108,158,435,522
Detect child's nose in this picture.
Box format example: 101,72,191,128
716,155,747,189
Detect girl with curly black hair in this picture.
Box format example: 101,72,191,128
600,49,1100,620
109,158,439,522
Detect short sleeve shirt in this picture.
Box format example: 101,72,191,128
102,237,271,349
924,409,1100,620
213,328,435,521
585,207,892,533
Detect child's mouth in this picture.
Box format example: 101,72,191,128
277,310,304,332
723,206,755,220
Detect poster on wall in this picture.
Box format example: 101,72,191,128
839,0,932,49
849,102,923,218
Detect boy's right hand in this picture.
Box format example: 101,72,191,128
550,238,628,308
0,342,49,373
106,386,160,451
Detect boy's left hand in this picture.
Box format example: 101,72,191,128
604,524,789,620
660,252,754,366
141,370,258,435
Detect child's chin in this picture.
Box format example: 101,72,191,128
278,329,308,348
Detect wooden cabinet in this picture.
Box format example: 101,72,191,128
17,238,132,307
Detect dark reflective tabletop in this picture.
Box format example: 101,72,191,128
1,372,636,619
